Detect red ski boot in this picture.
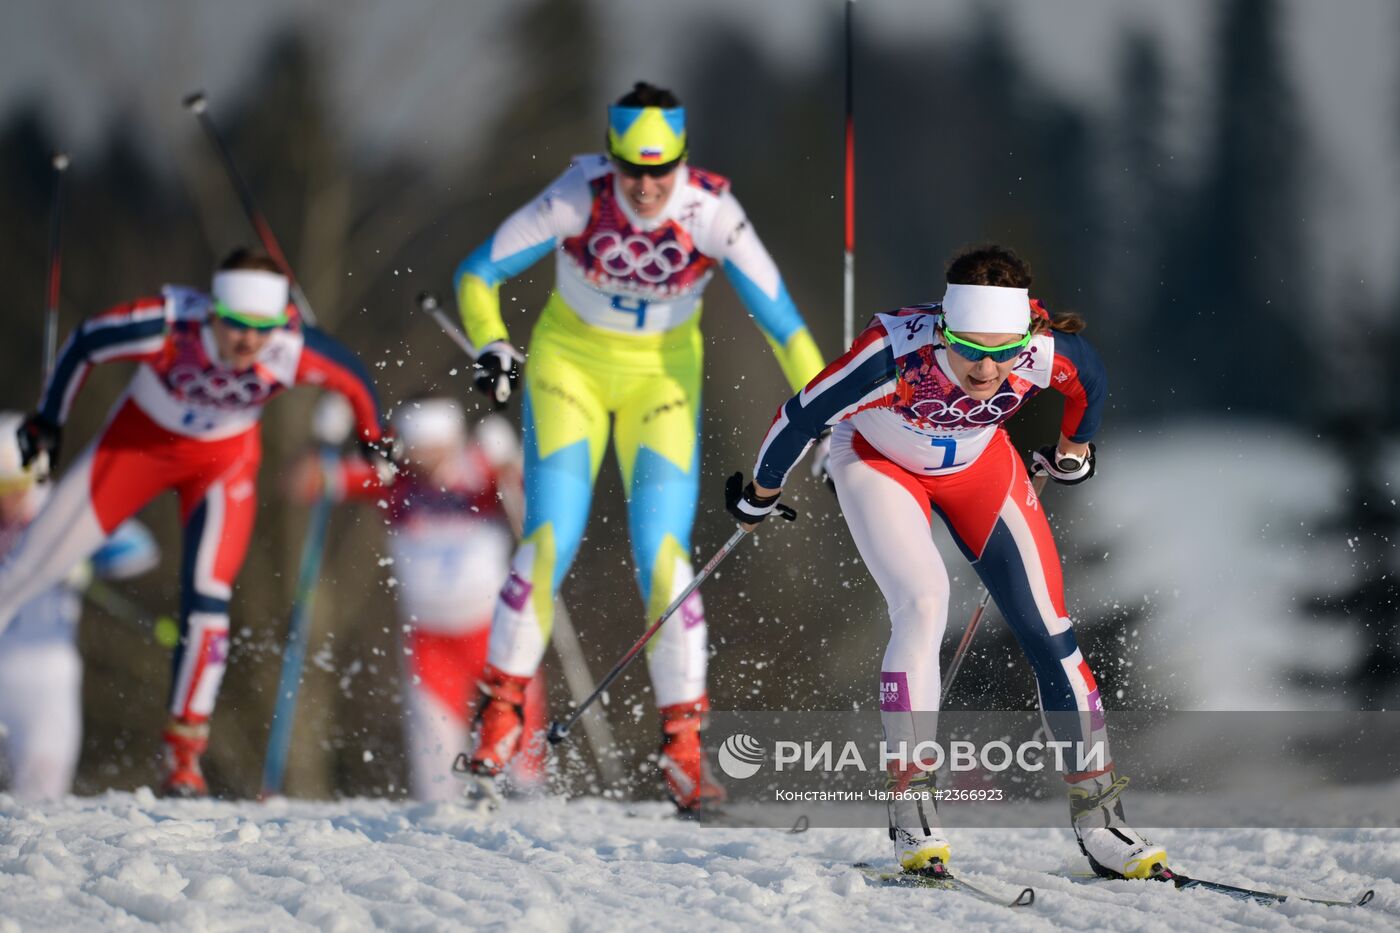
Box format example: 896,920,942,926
159,716,210,798
658,695,726,813
467,665,533,776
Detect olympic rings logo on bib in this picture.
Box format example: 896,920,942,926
588,231,688,284
168,364,273,408
911,391,1025,426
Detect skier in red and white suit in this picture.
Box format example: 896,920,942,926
295,398,546,800
728,245,1167,881
0,250,387,797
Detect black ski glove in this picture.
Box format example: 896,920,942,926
474,341,524,410
725,472,798,525
16,413,61,470
1030,443,1096,485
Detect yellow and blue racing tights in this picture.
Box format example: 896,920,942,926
487,294,708,707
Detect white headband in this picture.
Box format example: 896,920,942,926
393,398,466,449
211,269,290,323
941,283,1031,335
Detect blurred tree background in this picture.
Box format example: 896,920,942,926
0,0,1394,800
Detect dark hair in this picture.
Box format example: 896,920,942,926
615,81,681,109
946,243,1032,289
945,243,1084,334
217,248,282,275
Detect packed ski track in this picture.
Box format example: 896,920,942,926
0,791,1394,931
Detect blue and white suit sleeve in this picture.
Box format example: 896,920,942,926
454,165,590,348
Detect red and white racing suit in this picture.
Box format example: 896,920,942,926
329,427,544,799
753,302,1112,776
0,286,383,726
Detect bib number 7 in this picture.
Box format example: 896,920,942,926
928,437,956,469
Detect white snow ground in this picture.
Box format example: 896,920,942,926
0,791,1394,931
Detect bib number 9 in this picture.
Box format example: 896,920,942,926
610,295,650,328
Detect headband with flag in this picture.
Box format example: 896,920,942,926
607,105,687,165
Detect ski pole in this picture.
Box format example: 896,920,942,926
416,291,478,359
32,151,70,483
842,0,856,349
259,396,353,799
940,471,1049,705
182,91,318,326
43,151,70,386
547,509,796,747
416,292,620,779
415,291,509,405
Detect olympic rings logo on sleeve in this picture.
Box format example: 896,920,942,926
588,231,689,283
167,364,274,408
911,391,1026,426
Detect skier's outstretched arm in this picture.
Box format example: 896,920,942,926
751,317,897,491
20,297,171,468
452,164,590,407
725,318,897,529
39,297,171,424
452,166,585,348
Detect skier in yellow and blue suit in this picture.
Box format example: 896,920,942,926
455,82,823,810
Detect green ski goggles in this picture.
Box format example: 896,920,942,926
213,301,288,330
942,327,1032,363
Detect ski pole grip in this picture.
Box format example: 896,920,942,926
775,503,798,521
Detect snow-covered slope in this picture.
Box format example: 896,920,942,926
1,791,1393,931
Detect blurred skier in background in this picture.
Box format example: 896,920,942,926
452,80,826,811
291,394,545,800
0,411,160,801
727,244,1168,880
0,250,389,798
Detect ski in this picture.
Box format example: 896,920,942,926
1058,869,1374,908
854,863,1036,908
